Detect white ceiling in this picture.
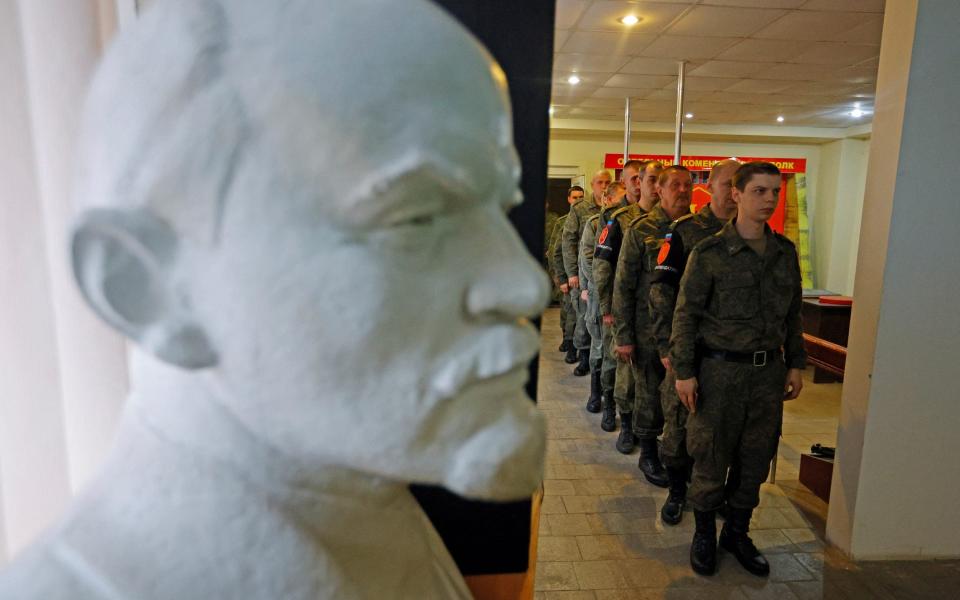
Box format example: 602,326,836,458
551,0,884,127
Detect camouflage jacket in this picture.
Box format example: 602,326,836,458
562,197,602,279
648,204,724,358
594,200,646,315
670,220,807,380
579,214,602,290
611,204,673,349
547,214,567,282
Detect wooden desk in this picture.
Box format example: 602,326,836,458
801,298,851,382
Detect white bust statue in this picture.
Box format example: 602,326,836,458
0,0,549,597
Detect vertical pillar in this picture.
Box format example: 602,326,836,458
827,0,960,559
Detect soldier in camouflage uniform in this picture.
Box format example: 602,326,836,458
670,162,806,578
562,173,609,372
595,160,661,451
649,159,740,525
612,166,693,488
579,183,623,413
548,214,574,351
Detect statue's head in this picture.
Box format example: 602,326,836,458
71,0,549,500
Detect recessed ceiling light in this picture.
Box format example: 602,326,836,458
777,115,785,122
567,74,581,85
549,106,555,116
851,108,864,118
685,113,693,119
619,15,641,26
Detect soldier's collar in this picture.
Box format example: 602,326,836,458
721,219,778,256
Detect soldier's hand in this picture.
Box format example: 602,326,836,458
660,356,672,372
602,314,614,326
580,289,589,302
568,276,580,289
784,368,803,400
560,283,570,293
676,377,698,413
614,344,634,363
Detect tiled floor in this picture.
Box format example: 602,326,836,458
534,307,960,600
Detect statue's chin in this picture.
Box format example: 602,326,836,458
439,415,546,502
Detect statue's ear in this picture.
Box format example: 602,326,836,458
71,207,218,369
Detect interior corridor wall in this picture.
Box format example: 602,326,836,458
0,0,128,561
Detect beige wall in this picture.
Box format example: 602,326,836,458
828,0,960,559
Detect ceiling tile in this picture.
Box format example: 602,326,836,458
667,6,788,37
779,81,861,96
790,43,880,66
801,0,885,13
552,84,601,101
722,79,797,94
643,87,713,102
753,10,876,42
689,60,771,78
717,39,811,63
831,14,884,44
554,53,632,73
702,0,806,7
561,31,657,54
619,57,698,75
639,35,740,60
828,66,877,84
605,73,677,89
576,1,690,33
555,29,570,51
758,63,841,81
555,0,590,29
674,76,741,91
592,86,659,99
577,96,636,108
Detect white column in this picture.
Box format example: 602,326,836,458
16,0,130,495
827,0,960,559
0,0,72,559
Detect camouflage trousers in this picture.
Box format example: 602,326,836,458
686,357,785,512
585,290,603,370
613,357,635,414
571,288,591,351
659,369,690,469
630,351,665,440
560,291,575,341
600,322,616,399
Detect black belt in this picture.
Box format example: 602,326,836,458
702,348,781,367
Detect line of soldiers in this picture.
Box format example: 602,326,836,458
546,160,806,578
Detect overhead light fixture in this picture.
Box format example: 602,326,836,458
777,115,785,122
619,15,640,26
549,106,555,116
567,74,581,85
850,108,864,118
685,113,693,119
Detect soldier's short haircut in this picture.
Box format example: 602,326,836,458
732,162,781,191
604,181,625,198
707,159,741,184
657,164,692,186
568,185,585,197
622,159,647,173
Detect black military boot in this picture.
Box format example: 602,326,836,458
564,345,579,364
558,339,572,353
638,438,669,487
615,412,635,454
719,507,769,577
573,349,590,376
691,510,718,576
600,395,617,432
660,466,688,525
585,368,602,413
